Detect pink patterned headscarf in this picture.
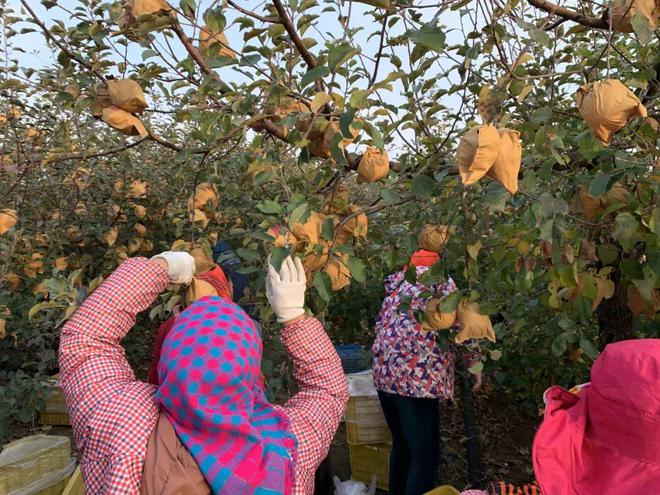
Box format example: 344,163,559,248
156,296,297,494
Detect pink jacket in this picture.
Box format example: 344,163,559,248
59,257,348,494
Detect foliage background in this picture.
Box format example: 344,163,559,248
0,0,657,459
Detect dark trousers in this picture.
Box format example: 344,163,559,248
377,390,441,495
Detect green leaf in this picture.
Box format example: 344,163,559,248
589,174,610,197
301,66,330,88
580,338,599,359
540,194,568,218
349,89,369,109
361,121,384,149
257,200,282,215
328,43,358,71
620,258,644,279
551,333,568,357
631,11,653,43
288,202,309,226
531,107,553,124
322,217,335,241
597,244,619,265
613,212,639,252
409,24,446,53
380,189,400,204
411,175,436,198
314,271,333,302
439,291,462,312
339,108,355,138
489,349,503,361
468,361,483,374
28,302,61,320
237,247,260,262
347,257,366,283
179,0,196,17
632,266,658,301
269,246,290,272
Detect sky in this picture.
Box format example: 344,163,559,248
4,0,473,154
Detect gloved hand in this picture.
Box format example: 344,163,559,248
266,256,306,323
151,251,196,284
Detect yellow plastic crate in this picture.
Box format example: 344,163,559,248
62,466,84,495
0,435,73,495
348,442,391,491
345,396,391,445
39,411,71,426
40,376,70,426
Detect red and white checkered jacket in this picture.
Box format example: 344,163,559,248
59,257,348,495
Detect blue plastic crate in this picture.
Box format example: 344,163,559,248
335,344,372,374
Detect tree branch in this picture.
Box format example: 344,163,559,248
527,0,608,29
19,0,107,82
272,0,318,69
227,1,281,23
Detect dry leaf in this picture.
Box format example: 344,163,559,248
0,209,18,235
0,319,6,340
2,273,21,290
130,180,148,199
188,182,219,211
104,227,119,247
54,257,69,271
24,253,44,279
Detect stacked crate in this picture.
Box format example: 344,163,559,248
344,369,392,491
0,435,76,495
40,375,70,426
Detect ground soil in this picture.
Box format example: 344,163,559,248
321,390,538,494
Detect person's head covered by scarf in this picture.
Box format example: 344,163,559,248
154,262,301,494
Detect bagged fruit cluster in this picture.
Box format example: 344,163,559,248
357,147,390,183
422,298,457,332
120,0,173,28
576,79,647,146
609,0,659,33
455,301,496,343
92,79,149,137
268,205,369,291
456,125,522,194
199,26,235,58
187,182,219,228
575,182,629,222
418,224,450,252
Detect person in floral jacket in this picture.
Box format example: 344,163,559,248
372,248,480,495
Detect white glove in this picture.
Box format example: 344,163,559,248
152,251,195,284
266,256,306,323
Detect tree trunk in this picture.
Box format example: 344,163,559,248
596,269,635,346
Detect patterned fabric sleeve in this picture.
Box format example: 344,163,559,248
280,317,349,495
59,257,168,493
384,269,405,293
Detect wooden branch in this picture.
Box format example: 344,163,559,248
171,22,220,81
227,0,280,23
272,0,318,69
19,0,107,82
49,137,149,164
369,13,389,87
527,0,608,29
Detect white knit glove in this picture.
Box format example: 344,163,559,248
151,251,195,284
266,256,306,323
